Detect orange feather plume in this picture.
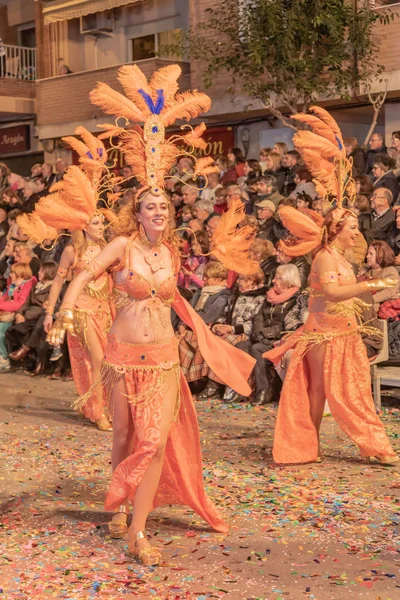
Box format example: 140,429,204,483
161,91,212,127
149,64,182,106
210,198,259,275
35,192,90,230
277,206,323,256
90,82,146,123
193,156,219,178
292,130,341,160
291,113,338,146
309,105,344,146
182,122,207,150
17,213,58,244
117,64,153,117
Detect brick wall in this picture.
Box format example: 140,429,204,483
36,60,190,127
0,79,35,99
374,7,400,73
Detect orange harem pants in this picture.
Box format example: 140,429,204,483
100,334,228,533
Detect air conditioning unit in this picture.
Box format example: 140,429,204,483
80,12,115,36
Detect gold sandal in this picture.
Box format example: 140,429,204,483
108,505,129,539
96,415,113,432
366,455,399,466
128,530,161,566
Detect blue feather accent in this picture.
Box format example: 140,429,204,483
335,135,343,150
85,151,94,159
138,88,165,115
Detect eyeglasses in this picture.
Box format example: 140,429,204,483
372,166,379,170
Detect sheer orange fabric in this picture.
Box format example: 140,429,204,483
103,336,228,533
264,249,396,464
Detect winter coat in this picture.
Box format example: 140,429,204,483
374,171,400,203
251,292,299,344
364,208,396,244
190,287,231,325
257,217,286,244
365,145,388,175
16,280,52,321
0,276,37,312
215,286,266,336
350,146,365,177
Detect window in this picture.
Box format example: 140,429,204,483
130,30,182,62
19,26,36,49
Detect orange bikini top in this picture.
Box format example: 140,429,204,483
113,234,179,305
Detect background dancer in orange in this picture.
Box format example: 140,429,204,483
44,64,257,566
265,107,398,467
19,129,116,431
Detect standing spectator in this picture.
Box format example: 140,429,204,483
213,188,228,215
344,137,365,177
192,199,214,225
175,156,195,183
256,175,284,207
238,159,262,188
2,188,23,211
181,184,200,207
221,147,246,184
390,130,400,169
22,177,48,215
355,175,374,201
29,163,43,181
365,132,387,175
0,163,10,193
226,185,253,214
200,172,222,203
254,198,285,245
273,142,289,160
55,159,67,182
0,239,15,291
365,188,396,244
259,147,272,174
372,154,400,202
263,152,286,193
41,163,56,188
0,208,8,254
282,150,301,195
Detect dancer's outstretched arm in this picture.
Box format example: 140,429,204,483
47,236,127,345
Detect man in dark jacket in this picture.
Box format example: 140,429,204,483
364,133,387,175
365,188,396,244
254,198,286,245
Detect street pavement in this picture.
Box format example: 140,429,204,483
0,371,399,600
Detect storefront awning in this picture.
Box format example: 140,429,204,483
43,0,143,24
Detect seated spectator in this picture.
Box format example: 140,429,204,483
7,261,57,374
2,188,22,211
41,163,56,189
0,263,36,370
226,184,253,214
7,208,22,240
215,155,230,180
289,180,317,201
387,205,400,263
200,172,222,203
259,147,272,174
55,159,67,183
296,191,313,210
262,151,286,193
0,238,15,291
233,264,301,405
256,175,284,207
365,188,395,244
372,154,400,202
273,142,289,160
390,130,400,169
254,198,286,245
0,207,7,254
182,184,200,207
312,198,323,215
361,240,399,311
354,175,374,201
13,242,40,278
344,137,365,177
282,150,301,195
0,163,11,193
194,268,266,399
205,214,222,238
221,147,246,184
275,240,310,289
179,230,209,291
192,199,214,224
250,238,276,287
187,218,203,233
176,205,194,234
213,187,228,215
365,132,387,175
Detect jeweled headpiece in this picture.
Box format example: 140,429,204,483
90,64,218,201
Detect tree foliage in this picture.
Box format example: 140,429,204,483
163,0,394,128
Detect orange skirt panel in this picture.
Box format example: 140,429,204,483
103,335,228,533
264,312,396,464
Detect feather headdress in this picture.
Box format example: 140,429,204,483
91,63,218,198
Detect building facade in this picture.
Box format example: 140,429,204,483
1,0,400,173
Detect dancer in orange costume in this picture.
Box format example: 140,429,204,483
264,107,398,466
46,64,257,566
18,128,117,432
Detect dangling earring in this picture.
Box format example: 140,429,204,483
139,222,147,240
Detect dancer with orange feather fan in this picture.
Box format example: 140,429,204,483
46,64,257,565
18,128,115,432
263,106,397,466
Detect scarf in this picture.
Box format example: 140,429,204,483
195,284,226,311
266,286,299,305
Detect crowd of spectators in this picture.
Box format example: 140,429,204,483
0,130,399,403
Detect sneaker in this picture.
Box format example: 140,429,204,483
0,357,10,370
50,347,63,362
223,386,235,401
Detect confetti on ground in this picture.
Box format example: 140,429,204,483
0,372,399,599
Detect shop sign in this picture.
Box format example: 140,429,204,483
0,125,30,155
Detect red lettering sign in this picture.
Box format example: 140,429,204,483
0,125,30,154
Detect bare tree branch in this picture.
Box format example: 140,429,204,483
363,79,389,147
262,99,299,131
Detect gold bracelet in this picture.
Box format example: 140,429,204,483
45,306,55,316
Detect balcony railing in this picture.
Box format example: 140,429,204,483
0,44,36,81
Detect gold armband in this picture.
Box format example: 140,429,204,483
362,278,397,292
45,305,55,316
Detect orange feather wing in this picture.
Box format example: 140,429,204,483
160,91,212,127
90,82,146,123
